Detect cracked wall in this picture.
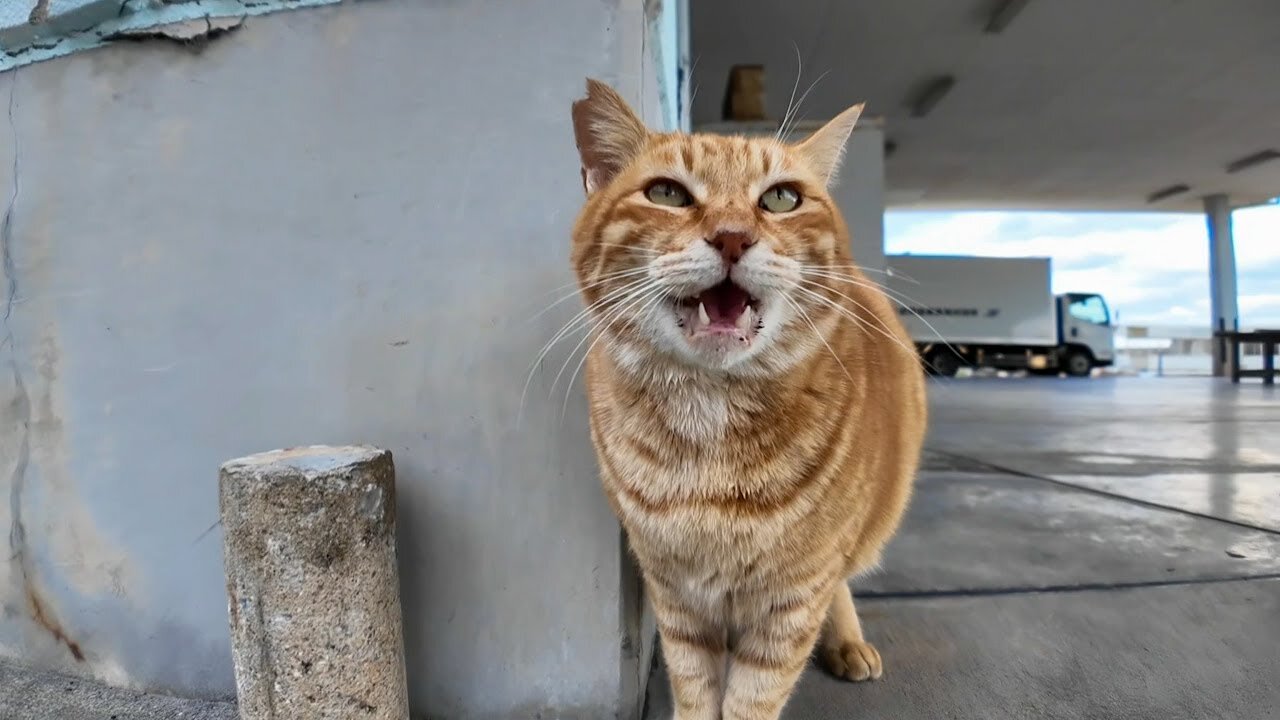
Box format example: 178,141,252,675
1,0,680,715
1,69,154,693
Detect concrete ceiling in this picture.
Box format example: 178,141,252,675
690,0,1280,212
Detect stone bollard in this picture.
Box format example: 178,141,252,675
219,445,410,720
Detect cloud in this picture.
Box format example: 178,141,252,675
885,204,1280,327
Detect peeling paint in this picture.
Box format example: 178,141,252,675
1,0,341,72
101,15,245,48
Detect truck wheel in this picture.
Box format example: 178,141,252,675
927,349,962,378
1064,349,1093,377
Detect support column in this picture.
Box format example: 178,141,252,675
220,445,409,720
834,120,887,273
1204,194,1239,377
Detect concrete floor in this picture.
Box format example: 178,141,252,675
3,377,1276,719
0,662,236,720
644,376,1280,719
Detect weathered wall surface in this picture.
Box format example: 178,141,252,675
1,0,339,71
0,1,676,717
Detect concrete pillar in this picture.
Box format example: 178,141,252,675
833,120,887,273
676,0,693,132
219,446,409,720
1204,194,1239,377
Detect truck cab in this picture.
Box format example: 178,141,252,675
1056,292,1116,375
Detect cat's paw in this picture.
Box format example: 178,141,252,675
819,639,883,682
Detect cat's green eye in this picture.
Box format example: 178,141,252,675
759,185,801,213
645,180,694,208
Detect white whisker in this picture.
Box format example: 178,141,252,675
596,242,661,255
549,282,667,408
778,70,831,144
560,288,669,421
519,275,658,424
792,283,919,360
800,268,960,358
776,42,805,143
810,264,921,284
780,293,851,380
527,267,652,322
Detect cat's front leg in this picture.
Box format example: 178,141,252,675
818,581,883,682
648,575,727,720
719,587,831,720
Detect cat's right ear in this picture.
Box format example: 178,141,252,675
572,79,649,195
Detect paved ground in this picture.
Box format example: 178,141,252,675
0,662,236,720
3,377,1276,719
645,376,1280,719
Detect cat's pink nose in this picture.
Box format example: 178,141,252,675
707,231,756,264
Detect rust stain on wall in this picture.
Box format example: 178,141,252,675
25,583,84,662
1,127,132,677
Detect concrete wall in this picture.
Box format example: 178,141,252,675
0,1,677,717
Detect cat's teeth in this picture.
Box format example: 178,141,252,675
697,302,711,327
736,306,754,331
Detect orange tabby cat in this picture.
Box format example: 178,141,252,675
568,79,927,720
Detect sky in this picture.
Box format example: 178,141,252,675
884,204,1280,329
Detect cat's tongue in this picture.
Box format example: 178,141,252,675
698,280,750,326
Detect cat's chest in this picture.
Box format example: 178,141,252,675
652,382,732,443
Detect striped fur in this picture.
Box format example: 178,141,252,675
569,80,927,719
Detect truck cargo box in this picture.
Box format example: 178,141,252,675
882,255,1057,347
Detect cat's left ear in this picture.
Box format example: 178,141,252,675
572,78,650,194
794,103,865,187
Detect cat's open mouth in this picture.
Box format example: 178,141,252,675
675,280,761,342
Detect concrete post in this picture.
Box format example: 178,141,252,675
219,446,409,720
1204,194,1239,377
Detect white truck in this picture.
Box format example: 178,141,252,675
881,254,1116,377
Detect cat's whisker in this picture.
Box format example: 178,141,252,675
532,267,652,309
596,242,661,255
777,70,831,144
686,55,703,116
792,283,920,361
780,293,851,381
776,42,805,144
801,264,921,284
806,270,976,399
560,287,670,422
543,281,658,394
548,282,667,409
800,267,929,302
535,263,652,300
553,285,669,421
527,267,653,323
796,278,909,343
531,261,654,312
519,276,657,424
800,269,962,359
530,274,654,364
